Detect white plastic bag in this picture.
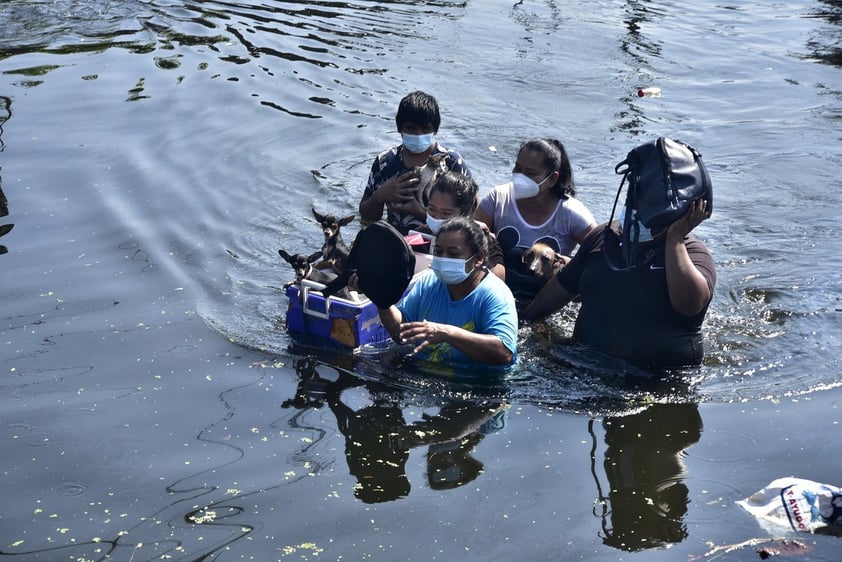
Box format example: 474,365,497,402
737,477,842,534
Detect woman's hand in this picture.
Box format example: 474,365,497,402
664,199,713,316
398,320,451,353
668,199,709,239
398,319,513,366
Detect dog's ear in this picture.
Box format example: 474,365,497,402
521,249,534,264
307,251,322,263
278,249,293,262
339,214,355,227
312,207,324,222
552,252,566,268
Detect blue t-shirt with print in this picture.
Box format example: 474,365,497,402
397,270,518,366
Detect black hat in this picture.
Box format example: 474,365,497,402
352,221,416,308
322,221,416,308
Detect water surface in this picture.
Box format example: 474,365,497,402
1,0,841,560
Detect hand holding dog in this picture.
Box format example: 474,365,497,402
375,171,419,207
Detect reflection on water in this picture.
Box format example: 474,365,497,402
2,0,842,557
614,0,665,134
591,403,702,551
284,357,506,503
1,0,469,118
808,0,842,67
0,95,11,255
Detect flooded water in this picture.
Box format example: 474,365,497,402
1,0,841,560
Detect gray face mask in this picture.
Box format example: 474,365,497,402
619,206,653,243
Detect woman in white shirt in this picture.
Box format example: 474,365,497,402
475,138,596,300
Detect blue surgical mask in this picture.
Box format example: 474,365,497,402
425,214,448,234
431,254,476,285
402,132,435,154
619,206,654,243
512,172,552,200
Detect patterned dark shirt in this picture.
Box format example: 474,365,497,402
363,143,471,235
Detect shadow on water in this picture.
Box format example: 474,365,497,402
806,0,842,67
0,95,12,255
282,355,507,503
613,0,666,135
590,403,702,552
0,0,470,116
285,313,703,419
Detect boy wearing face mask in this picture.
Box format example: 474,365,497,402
359,91,472,235
475,138,596,301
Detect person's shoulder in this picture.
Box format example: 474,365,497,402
580,221,610,249
434,143,470,169
432,142,460,156
479,182,513,209
401,270,437,307
411,269,440,290
487,182,513,197
375,145,402,164
479,270,516,302
684,234,713,256
560,195,591,212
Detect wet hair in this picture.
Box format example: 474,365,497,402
437,216,488,261
395,91,441,133
430,171,479,216
518,138,576,198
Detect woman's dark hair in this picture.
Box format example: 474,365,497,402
519,138,576,198
430,171,479,216
437,216,488,261
396,91,441,132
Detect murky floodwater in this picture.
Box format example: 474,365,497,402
1,0,841,560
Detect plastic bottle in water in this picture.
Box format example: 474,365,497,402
637,87,662,98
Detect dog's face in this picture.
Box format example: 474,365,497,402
413,153,448,207
414,152,447,182
279,249,322,283
312,208,355,240
522,243,564,280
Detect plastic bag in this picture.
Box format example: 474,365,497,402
737,477,842,534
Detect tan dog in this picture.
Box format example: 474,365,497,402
522,242,567,281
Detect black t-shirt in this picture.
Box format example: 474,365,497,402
556,223,716,368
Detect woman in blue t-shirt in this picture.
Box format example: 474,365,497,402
376,217,518,367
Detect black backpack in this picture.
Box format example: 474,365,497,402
606,137,712,271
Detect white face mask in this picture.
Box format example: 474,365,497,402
619,206,654,243
402,132,435,154
431,254,476,285
512,172,552,200
425,214,448,234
